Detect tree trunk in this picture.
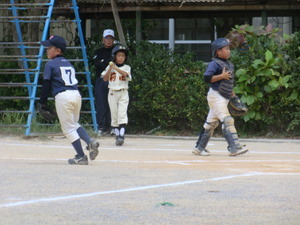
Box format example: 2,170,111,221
110,0,127,47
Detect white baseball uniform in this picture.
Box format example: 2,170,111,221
101,64,132,127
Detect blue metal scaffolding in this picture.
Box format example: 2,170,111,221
0,0,97,136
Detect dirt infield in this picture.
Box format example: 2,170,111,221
1,135,300,225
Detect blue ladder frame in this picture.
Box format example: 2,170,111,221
9,0,32,96
72,0,97,134
0,0,97,136
26,0,55,136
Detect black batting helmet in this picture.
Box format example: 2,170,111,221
111,45,128,62
211,38,230,58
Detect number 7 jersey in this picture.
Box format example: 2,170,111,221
43,55,78,96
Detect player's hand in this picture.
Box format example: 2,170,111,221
109,61,115,68
222,67,231,80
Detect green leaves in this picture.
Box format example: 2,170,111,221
128,41,208,131
236,69,250,82
289,89,299,101
268,79,280,90
241,95,255,105
231,25,300,133
252,59,264,69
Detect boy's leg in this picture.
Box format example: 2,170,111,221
114,91,129,146
68,91,99,159
115,124,126,146
69,139,88,165
117,90,129,125
193,121,219,156
73,94,99,160
207,89,248,156
193,89,219,156
71,139,85,157
55,91,100,162
77,127,99,160
76,127,90,145
222,116,248,156
119,124,126,136
108,90,119,128
55,92,83,161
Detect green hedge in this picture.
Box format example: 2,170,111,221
127,41,208,133
229,25,300,134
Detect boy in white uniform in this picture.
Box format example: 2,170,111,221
101,45,132,146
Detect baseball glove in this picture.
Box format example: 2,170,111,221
37,103,57,122
228,95,248,117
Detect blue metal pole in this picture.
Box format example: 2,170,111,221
72,0,98,133
25,0,54,136
9,0,32,96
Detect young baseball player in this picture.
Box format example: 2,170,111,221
39,35,100,165
101,45,132,146
193,38,248,156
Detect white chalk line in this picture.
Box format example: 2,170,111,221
1,172,299,208
97,159,300,165
1,142,299,154
1,157,300,166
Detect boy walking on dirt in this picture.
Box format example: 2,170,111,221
193,38,248,156
39,35,99,165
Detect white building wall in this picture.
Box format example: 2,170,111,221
252,17,293,35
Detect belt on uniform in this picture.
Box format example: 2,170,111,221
112,89,126,92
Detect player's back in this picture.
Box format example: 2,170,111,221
44,55,78,96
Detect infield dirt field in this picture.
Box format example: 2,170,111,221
1,135,300,225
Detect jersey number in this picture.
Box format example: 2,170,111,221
60,67,78,86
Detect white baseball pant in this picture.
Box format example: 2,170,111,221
204,88,231,129
55,90,81,143
108,89,129,127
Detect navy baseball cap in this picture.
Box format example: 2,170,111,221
41,35,67,52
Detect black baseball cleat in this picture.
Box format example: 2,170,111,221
87,138,100,160
192,147,210,156
229,146,248,156
68,155,88,165
115,136,124,146
110,128,116,136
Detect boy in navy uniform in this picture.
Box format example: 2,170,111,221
193,38,248,156
39,35,100,165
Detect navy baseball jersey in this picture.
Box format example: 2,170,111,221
43,55,78,96
204,60,223,91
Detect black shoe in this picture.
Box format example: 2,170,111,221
110,128,116,136
229,146,248,156
98,129,108,137
87,138,99,160
192,147,210,156
68,155,88,165
115,136,124,146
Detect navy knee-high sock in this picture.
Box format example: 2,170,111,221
77,127,91,145
72,139,84,157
